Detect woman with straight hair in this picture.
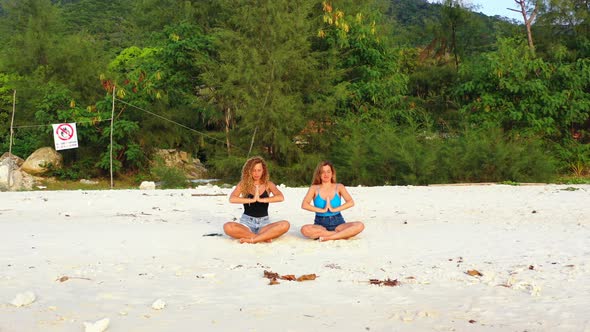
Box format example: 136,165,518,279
300,160,364,241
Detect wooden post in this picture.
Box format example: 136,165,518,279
8,90,16,154
7,90,16,188
110,86,116,189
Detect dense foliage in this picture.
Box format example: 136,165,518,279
0,0,588,185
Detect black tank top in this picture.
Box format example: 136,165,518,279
243,191,269,217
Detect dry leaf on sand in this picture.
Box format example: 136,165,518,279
382,278,400,287
296,274,317,281
56,276,91,282
263,270,317,284
466,270,483,277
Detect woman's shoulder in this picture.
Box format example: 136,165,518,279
335,183,347,190
266,181,281,191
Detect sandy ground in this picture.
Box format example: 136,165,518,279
1,184,589,332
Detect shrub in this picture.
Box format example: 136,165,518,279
151,160,188,189
438,126,556,183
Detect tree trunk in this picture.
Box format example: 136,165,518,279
224,107,231,155
451,24,459,69
513,0,539,51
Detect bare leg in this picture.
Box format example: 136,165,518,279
300,224,335,240
223,222,256,240
240,220,290,244
319,221,364,241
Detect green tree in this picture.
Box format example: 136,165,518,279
0,0,62,74
536,0,590,58
106,23,214,154
61,0,135,55
509,0,544,51
0,0,107,104
0,73,14,151
317,1,409,123
201,0,319,164
456,37,590,139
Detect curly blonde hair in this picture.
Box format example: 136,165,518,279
240,156,269,196
311,160,336,185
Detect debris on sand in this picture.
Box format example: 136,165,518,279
263,270,318,285
369,278,400,287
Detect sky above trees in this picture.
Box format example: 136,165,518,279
429,0,523,21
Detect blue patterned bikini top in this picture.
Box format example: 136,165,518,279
314,184,341,217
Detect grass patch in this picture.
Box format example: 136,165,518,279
499,180,520,186
555,175,590,185
36,175,139,191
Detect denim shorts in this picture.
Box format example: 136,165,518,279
240,214,270,234
314,213,345,231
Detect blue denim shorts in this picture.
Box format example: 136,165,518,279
314,213,345,231
240,214,270,234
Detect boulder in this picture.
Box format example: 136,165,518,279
0,152,25,167
0,158,34,191
152,149,207,179
21,147,63,175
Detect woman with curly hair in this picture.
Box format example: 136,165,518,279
223,156,290,243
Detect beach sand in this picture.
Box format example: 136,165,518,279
1,184,589,331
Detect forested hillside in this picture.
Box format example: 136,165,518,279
1,0,589,185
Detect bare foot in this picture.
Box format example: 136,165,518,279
239,237,255,244
239,237,272,244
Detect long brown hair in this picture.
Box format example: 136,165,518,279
312,160,336,185
240,156,269,196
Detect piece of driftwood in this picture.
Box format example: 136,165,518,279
191,193,227,197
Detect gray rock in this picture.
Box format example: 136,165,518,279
0,158,34,191
21,147,63,175
139,181,156,190
152,149,207,179
0,152,25,167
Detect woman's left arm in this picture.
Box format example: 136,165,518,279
260,181,284,203
330,184,355,212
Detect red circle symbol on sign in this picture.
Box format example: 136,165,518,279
56,124,75,141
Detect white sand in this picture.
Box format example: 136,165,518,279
1,184,590,332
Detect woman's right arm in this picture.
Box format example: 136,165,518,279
301,186,327,213
229,183,255,204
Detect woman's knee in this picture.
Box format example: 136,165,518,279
355,222,365,232
276,220,290,232
223,222,236,234
300,224,311,235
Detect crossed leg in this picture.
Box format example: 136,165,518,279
223,220,290,244
300,221,364,241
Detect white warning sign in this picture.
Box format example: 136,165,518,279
52,123,79,151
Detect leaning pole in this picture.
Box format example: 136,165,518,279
110,86,116,189
7,90,16,188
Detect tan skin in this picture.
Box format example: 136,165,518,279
223,162,290,243
300,165,364,241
